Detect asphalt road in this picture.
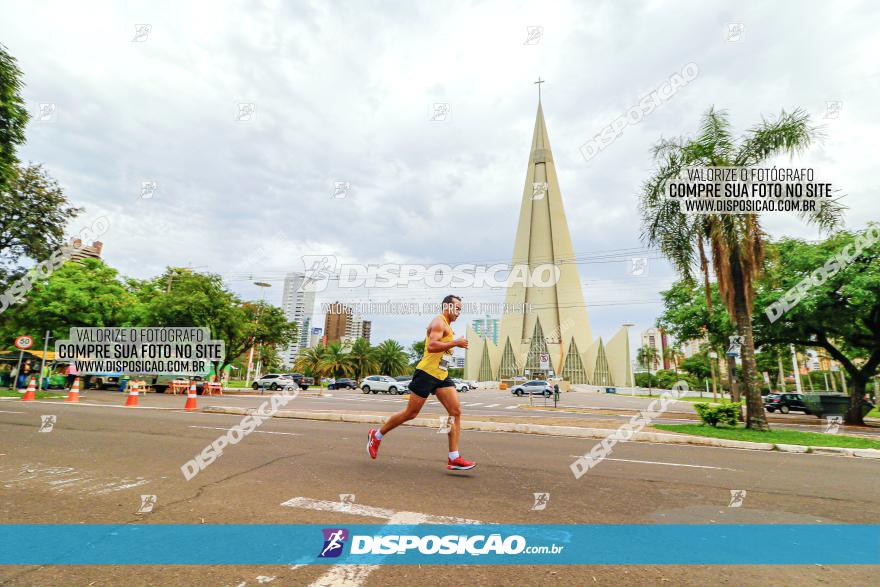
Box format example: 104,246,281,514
0,395,876,586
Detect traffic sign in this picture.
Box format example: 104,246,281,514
14,335,33,350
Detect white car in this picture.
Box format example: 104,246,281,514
252,373,297,391
360,375,409,395
452,378,470,392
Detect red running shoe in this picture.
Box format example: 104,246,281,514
367,428,381,459
447,456,476,470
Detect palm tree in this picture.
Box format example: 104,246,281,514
374,340,410,376
640,107,843,430
318,342,355,378
664,347,684,373
294,346,326,377
636,345,659,374
348,337,379,380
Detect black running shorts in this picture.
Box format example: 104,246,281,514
407,369,454,398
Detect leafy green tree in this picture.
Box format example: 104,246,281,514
0,163,83,285
0,44,28,196
640,106,843,430
753,227,880,424
0,259,140,347
409,339,425,365
374,339,409,376
679,352,711,381
135,268,296,374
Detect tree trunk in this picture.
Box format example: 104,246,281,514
735,306,770,430
845,377,867,425
726,354,739,402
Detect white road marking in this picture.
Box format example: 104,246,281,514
504,405,518,410
0,410,25,414
466,403,483,406
281,497,484,587
484,404,500,408
189,425,300,436
568,455,738,470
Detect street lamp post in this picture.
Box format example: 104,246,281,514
245,281,272,389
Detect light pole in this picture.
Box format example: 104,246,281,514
790,344,803,394
245,281,272,388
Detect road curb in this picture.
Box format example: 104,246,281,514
202,406,879,458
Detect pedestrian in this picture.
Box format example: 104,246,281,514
65,362,78,389
18,360,32,389
553,381,560,396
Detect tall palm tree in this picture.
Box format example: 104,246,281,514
374,339,410,376
664,347,684,373
318,342,355,378
640,107,843,430
294,345,326,377
348,337,379,380
636,345,660,374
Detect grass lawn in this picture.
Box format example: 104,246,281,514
0,389,67,400
653,423,880,449
867,407,880,419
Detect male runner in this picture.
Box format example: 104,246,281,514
367,294,476,470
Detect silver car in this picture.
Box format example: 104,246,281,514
510,380,552,397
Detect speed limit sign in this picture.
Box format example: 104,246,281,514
14,335,34,350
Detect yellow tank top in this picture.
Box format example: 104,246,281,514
416,315,454,379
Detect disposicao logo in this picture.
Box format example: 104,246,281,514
319,528,349,558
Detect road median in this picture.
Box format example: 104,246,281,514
201,405,880,459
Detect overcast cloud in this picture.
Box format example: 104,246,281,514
2,0,878,351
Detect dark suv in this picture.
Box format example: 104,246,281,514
328,378,357,390
764,393,811,414
285,373,313,390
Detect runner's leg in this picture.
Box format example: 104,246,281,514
379,392,426,436
434,386,461,453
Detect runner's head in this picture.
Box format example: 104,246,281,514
441,294,462,322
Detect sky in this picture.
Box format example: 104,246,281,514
2,0,879,353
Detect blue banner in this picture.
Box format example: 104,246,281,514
1,524,877,565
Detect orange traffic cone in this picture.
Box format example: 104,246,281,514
124,382,140,407
21,378,37,401
184,382,198,411
66,377,81,403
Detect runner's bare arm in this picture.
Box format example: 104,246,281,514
425,317,468,352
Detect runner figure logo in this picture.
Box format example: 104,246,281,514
531,492,550,511
438,415,453,434
39,415,57,433
825,415,843,434
138,494,157,513
728,489,747,508
339,494,355,512
319,528,349,558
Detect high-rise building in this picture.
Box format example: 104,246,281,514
464,97,632,386
640,327,668,371
472,317,500,345
69,240,103,262
324,303,371,344
324,301,352,344
679,337,707,359
280,272,315,367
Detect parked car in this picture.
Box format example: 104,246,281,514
510,380,553,397
452,378,470,392
360,375,409,395
253,373,297,391
146,374,206,394
328,377,358,390
285,373,313,390
395,375,413,384
764,393,812,414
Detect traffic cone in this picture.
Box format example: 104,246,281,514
66,377,81,403
184,382,198,411
124,382,140,407
21,378,37,401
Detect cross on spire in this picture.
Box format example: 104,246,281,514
534,77,545,103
